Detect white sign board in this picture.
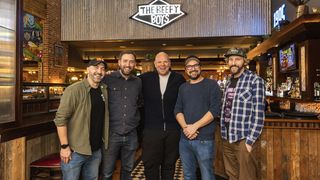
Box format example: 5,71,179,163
131,0,186,29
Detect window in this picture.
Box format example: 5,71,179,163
0,0,17,123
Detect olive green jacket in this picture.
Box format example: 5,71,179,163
54,78,109,155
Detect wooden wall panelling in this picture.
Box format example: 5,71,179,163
26,132,59,179
281,129,291,179
273,129,282,179
61,0,271,41
0,137,26,180
266,128,274,180
213,123,320,179
300,130,309,179
308,130,318,179
210,126,320,179
291,130,300,179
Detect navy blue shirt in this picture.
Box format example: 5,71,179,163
102,71,142,135
174,78,221,140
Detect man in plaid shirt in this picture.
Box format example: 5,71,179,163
220,48,265,180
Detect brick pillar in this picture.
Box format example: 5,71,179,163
41,0,68,83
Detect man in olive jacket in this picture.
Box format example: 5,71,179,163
54,60,109,180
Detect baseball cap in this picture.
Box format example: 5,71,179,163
224,48,247,58
185,55,200,65
87,60,107,68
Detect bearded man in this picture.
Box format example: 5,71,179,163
220,48,265,180
174,55,221,180
102,50,142,180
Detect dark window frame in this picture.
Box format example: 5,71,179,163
0,0,57,142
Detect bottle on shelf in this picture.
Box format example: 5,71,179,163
314,82,320,101
315,69,320,101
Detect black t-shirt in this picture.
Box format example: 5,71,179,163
223,77,239,127
230,77,239,88
89,87,105,152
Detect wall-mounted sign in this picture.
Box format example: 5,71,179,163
131,0,186,29
273,4,286,28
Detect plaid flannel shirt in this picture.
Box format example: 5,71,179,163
220,70,265,145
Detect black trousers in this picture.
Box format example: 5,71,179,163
142,129,180,180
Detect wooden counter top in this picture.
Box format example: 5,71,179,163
265,117,320,129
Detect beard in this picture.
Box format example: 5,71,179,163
188,70,201,80
230,65,245,76
120,66,133,76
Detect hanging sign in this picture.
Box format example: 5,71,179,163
131,0,186,29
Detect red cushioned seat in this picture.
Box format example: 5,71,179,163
30,153,61,180
30,153,61,168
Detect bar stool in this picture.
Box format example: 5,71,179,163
30,153,61,180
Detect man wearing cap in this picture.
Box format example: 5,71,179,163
102,50,142,180
139,52,185,180
221,48,265,180
54,60,108,180
174,55,221,180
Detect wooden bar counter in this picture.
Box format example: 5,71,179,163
214,117,320,180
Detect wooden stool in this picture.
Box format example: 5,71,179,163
30,153,61,180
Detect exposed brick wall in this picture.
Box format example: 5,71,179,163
24,0,68,83
42,0,68,83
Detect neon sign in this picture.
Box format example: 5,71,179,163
273,4,286,28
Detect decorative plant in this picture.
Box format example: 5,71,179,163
145,53,155,61
287,0,310,7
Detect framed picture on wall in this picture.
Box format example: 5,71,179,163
23,12,44,62
54,43,64,66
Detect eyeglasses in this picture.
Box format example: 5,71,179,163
185,64,200,70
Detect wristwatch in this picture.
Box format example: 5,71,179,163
61,144,69,149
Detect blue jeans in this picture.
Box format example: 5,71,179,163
61,149,102,180
103,130,138,180
179,138,215,180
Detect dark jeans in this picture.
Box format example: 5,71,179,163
142,129,180,180
103,130,138,180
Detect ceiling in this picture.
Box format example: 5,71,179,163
66,36,263,70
